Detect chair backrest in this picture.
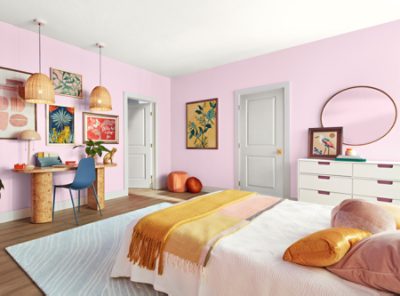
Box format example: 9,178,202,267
71,157,96,189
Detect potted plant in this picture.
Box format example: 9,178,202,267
85,140,110,159
0,179,4,198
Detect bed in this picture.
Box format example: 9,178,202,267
111,194,392,296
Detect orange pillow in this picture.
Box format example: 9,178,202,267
283,228,371,267
380,204,400,229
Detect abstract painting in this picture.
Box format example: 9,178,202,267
308,127,342,159
186,98,218,149
0,67,36,139
83,112,119,144
50,68,83,98
47,105,75,145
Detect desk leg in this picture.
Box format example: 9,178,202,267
88,167,105,210
31,172,53,223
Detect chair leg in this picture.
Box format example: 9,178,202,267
52,187,57,222
78,190,80,212
91,184,103,216
69,188,79,225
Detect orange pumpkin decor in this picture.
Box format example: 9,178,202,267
186,177,203,193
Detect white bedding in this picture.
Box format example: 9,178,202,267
111,198,392,296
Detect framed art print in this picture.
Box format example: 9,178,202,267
83,112,119,144
47,105,75,145
0,67,37,139
50,68,83,98
186,98,218,149
308,127,343,159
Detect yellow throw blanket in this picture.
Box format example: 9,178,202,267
128,190,255,274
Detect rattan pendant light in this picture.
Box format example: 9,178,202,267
89,43,112,111
25,19,55,104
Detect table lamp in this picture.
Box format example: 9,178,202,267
18,130,41,170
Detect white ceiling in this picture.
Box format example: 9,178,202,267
0,0,399,77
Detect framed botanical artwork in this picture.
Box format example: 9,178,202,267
83,112,119,144
50,68,83,98
47,105,75,145
0,67,37,139
186,98,218,149
308,127,343,159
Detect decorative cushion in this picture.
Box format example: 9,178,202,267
186,177,203,193
167,171,189,193
380,204,400,229
331,199,396,234
282,227,371,267
328,232,400,294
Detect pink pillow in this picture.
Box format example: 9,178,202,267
328,232,400,294
331,199,396,234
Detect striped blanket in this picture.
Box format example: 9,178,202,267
128,190,281,274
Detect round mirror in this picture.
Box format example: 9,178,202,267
321,86,397,146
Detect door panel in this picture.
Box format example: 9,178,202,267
240,88,284,196
128,102,152,188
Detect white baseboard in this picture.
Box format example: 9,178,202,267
0,190,128,224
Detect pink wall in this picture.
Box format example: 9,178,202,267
0,21,171,213
171,21,400,197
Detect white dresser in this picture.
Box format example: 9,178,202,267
298,158,400,206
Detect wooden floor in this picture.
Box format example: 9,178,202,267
0,190,200,296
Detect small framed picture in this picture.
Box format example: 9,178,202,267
50,68,83,99
46,104,75,145
308,127,343,159
83,112,119,144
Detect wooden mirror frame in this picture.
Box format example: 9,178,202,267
320,85,398,146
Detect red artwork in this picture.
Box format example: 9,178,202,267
83,112,119,144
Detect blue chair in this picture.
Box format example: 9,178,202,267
52,158,102,224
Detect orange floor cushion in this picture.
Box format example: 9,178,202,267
186,177,203,193
167,171,189,193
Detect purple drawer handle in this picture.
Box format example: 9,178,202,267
377,164,393,169
318,190,330,195
318,161,330,166
377,197,393,203
318,175,330,180
377,180,393,185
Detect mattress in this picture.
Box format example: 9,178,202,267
111,198,392,296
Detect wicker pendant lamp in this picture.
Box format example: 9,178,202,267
25,19,55,104
89,43,112,111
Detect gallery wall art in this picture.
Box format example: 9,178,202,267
186,98,218,149
83,112,119,144
0,67,37,139
47,105,75,145
308,127,342,159
50,68,83,98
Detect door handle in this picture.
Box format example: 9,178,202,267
276,148,283,155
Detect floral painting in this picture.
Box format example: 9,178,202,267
50,68,83,98
83,112,119,144
47,105,75,145
0,67,37,139
308,127,342,159
186,98,218,149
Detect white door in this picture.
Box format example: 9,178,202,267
239,88,285,197
128,101,152,188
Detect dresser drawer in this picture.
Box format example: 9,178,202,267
299,160,352,177
298,189,350,206
299,174,352,194
353,163,400,181
353,179,400,200
353,195,400,205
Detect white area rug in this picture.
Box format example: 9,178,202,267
6,203,171,296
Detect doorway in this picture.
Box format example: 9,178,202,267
235,83,290,197
125,95,157,190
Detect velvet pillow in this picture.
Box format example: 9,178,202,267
283,227,371,267
328,232,400,294
380,204,400,229
331,199,396,234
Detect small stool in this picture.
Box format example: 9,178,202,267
167,171,189,193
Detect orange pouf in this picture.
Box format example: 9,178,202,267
186,177,203,193
167,171,189,193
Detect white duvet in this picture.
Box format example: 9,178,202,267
111,198,392,296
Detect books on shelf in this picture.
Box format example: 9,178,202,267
335,155,367,162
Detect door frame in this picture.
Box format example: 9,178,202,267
234,82,290,198
124,92,158,192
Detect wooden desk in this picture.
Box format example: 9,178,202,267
13,163,117,223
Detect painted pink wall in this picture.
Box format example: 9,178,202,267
0,21,171,213
171,20,400,197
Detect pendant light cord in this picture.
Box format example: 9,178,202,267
38,23,42,73
99,45,102,86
